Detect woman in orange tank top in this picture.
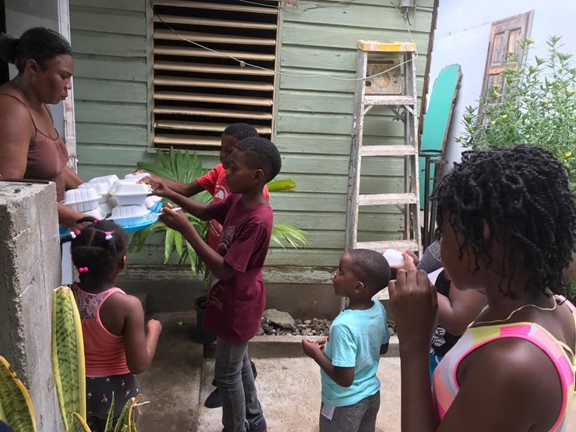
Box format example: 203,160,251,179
0,27,87,228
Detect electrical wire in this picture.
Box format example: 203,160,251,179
151,0,417,82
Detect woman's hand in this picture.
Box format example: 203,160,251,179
159,205,191,234
389,268,438,354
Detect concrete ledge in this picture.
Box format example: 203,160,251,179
203,335,399,358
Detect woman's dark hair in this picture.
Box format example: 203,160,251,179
0,27,72,73
65,220,128,285
433,145,576,298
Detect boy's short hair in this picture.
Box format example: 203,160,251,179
348,249,391,295
237,137,282,182
223,123,258,141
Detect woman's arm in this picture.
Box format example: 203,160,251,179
63,166,84,189
437,284,486,335
57,202,89,229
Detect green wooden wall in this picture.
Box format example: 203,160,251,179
70,0,152,178
69,0,435,275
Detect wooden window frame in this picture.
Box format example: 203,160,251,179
150,0,279,149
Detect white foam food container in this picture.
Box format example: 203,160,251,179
84,207,106,220
144,195,162,209
64,187,100,212
110,181,151,206
99,202,112,217
109,205,153,227
86,174,119,187
383,249,409,267
80,180,111,203
124,172,150,182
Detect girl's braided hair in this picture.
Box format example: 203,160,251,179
63,220,128,284
433,145,576,298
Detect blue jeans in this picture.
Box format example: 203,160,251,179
319,391,380,432
215,338,264,432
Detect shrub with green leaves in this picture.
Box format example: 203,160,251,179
460,36,576,187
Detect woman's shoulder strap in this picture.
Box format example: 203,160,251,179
0,92,38,131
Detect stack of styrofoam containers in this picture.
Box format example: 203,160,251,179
108,174,157,227
63,173,161,228
63,187,101,217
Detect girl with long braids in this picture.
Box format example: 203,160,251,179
63,220,162,431
390,145,576,431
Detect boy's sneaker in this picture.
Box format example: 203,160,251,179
247,417,267,432
204,388,222,408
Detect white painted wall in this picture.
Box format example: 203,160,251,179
428,0,576,164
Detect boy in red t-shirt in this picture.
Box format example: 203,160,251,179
155,137,281,432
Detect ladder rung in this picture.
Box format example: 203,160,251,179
357,40,417,53
358,193,417,206
356,240,420,253
360,145,417,157
363,95,416,106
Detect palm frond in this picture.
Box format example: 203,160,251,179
271,224,309,249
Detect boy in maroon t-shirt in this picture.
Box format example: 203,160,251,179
156,137,281,432
140,123,266,408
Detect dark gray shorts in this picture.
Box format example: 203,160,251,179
319,391,380,432
86,373,139,431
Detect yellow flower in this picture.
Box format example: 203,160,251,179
567,88,575,96
541,99,550,105
492,91,501,98
490,120,497,125
501,114,508,120
566,152,573,158
525,37,534,44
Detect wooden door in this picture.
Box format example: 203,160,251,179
480,11,534,106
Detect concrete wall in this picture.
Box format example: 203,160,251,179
5,0,65,137
0,181,63,431
428,0,576,164
118,268,340,319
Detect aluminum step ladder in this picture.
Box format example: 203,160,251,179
345,40,422,255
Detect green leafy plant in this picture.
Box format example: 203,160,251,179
130,148,308,277
460,36,576,187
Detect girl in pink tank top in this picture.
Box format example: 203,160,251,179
388,146,576,432
62,220,162,431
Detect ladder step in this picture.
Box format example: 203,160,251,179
357,40,417,53
356,240,420,253
358,193,418,206
363,95,416,106
360,145,417,157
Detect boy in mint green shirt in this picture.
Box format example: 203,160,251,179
302,249,391,432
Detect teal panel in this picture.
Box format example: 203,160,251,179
419,64,462,208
